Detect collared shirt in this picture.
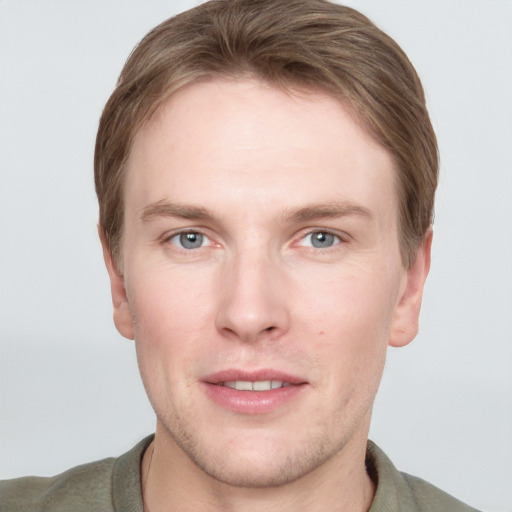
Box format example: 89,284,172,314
0,435,481,511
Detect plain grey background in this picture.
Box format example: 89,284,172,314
0,1,511,511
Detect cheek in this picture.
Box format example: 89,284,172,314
128,274,209,420
296,264,398,339
130,264,212,331
127,269,214,380
294,267,397,387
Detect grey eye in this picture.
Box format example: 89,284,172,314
309,231,337,248
176,232,205,249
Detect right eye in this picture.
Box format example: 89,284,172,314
169,231,209,250
297,230,341,249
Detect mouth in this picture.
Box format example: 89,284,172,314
202,370,307,414
217,380,293,391
204,369,306,388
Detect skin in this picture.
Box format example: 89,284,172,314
101,78,431,512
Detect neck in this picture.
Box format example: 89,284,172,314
141,426,375,512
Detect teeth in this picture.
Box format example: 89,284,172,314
222,380,289,391
236,380,253,391
253,380,272,391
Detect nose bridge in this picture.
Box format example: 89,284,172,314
215,243,289,342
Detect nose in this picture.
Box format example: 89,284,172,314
215,249,290,343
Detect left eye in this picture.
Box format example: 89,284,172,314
170,232,209,250
300,231,340,249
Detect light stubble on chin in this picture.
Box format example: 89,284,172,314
154,392,370,490
164,416,337,488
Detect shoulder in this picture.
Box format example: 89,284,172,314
367,441,481,512
0,457,117,512
401,472,481,512
0,435,152,512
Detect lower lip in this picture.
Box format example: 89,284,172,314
202,383,306,414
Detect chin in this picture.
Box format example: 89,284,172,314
168,424,338,489
191,449,328,489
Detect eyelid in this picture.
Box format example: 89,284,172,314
163,228,215,248
294,228,348,248
160,227,349,250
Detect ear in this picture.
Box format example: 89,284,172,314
98,226,135,340
388,228,433,348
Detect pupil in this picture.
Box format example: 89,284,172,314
312,232,334,248
180,232,203,249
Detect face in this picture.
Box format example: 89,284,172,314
103,78,430,487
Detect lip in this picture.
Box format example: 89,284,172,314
203,369,307,385
201,369,308,415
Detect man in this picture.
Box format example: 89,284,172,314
0,1,482,510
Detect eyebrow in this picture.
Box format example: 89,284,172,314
141,200,211,222
140,199,373,224
283,201,373,223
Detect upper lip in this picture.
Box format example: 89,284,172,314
202,369,307,385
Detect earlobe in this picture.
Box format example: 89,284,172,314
388,229,433,348
98,225,135,340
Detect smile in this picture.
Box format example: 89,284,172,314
202,371,307,414
219,380,292,391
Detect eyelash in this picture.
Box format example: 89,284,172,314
165,229,212,250
162,228,347,252
295,230,344,251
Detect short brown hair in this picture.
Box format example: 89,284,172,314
95,0,438,268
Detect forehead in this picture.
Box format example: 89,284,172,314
124,77,397,226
